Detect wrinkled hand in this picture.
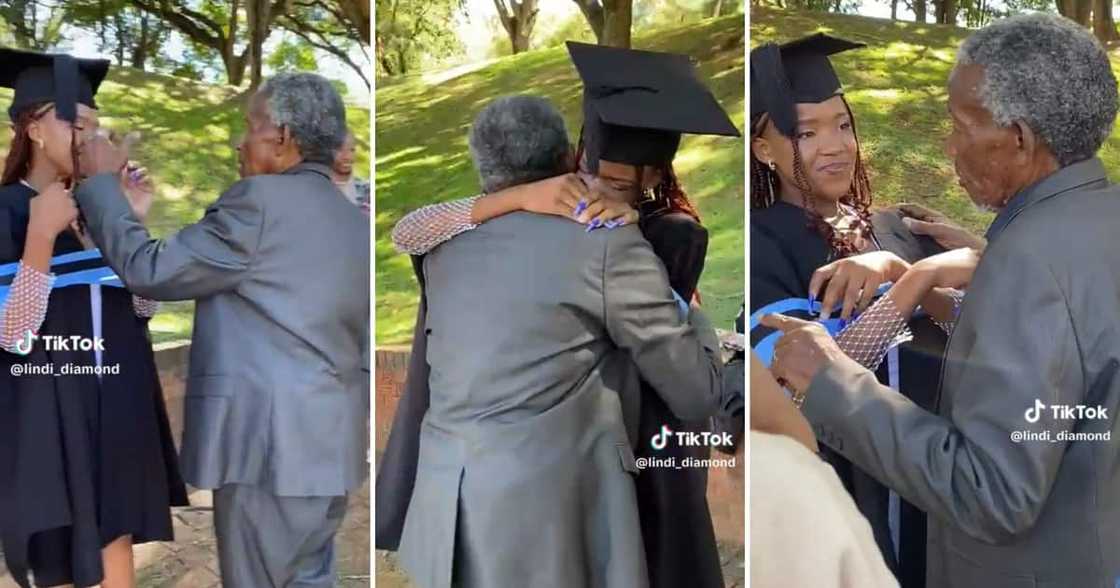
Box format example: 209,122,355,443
895,203,987,251
810,251,909,321
78,132,129,179
909,247,982,290
120,163,154,223
759,313,847,396
28,182,79,238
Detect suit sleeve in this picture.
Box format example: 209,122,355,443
802,241,1084,544
602,226,722,422
75,172,262,300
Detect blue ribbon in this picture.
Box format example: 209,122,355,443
750,283,892,366
0,249,124,306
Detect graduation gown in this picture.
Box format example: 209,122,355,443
376,211,724,587
749,201,947,588
0,183,188,588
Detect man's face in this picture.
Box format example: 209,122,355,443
334,132,355,176
237,92,285,178
945,64,1029,211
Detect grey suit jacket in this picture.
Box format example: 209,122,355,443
75,163,370,497
397,212,723,588
804,158,1120,587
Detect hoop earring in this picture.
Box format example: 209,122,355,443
35,139,45,150
767,160,776,171
641,187,656,203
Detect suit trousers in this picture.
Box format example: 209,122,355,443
213,484,349,588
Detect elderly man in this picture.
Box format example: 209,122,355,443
74,73,370,587
764,14,1120,587
395,95,724,587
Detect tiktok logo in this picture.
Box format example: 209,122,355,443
650,425,672,451
1025,399,1046,423
13,330,37,356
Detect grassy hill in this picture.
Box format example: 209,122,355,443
375,15,745,345
751,6,1120,234
0,68,371,344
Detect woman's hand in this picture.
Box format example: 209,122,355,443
810,251,910,321
120,163,154,223
574,197,639,230
28,182,79,239
909,247,981,290
515,173,590,218
895,203,987,251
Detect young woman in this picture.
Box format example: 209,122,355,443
0,50,187,588
381,43,741,588
749,34,981,588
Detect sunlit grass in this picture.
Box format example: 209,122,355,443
0,68,372,344
375,15,746,345
752,6,1120,235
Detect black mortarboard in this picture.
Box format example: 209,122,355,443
0,48,110,123
566,41,740,173
749,33,865,138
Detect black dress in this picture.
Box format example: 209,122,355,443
0,183,188,588
749,201,947,588
376,211,725,587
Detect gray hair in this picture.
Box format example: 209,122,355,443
260,73,348,165
957,13,1118,166
468,95,570,193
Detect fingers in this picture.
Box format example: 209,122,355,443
840,274,863,321
818,270,849,321
759,313,810,333
857,274,878,315
902,217,943,238
896,202,940,222
577,199,606,224
808,262,838,302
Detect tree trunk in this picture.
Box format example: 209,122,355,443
602,0,632,47
571,0,605,42
131,13,150,69
914,0,927,22
1093,0,1119,42
1075,0,1092,26
493,0,539,54
935,0,956,24
247,0,272,90
891,0,899,19
711,0,725,16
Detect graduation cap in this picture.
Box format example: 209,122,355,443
0,48,110,123
566,41,740,174
749,33,865,138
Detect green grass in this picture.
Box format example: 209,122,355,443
375,15,745,345
0,69,370,344
751,6,1120,234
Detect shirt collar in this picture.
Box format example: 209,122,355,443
985,157,1108,242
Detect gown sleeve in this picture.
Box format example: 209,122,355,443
0,263,55,354
390,195,482,255
639,212,708,302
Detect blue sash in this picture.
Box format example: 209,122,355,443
0,249,123,306
750,283,892,366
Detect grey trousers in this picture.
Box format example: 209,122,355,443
213,484,349,588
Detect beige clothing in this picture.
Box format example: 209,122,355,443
750,431,898,588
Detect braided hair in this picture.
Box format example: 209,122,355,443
750,97,873,257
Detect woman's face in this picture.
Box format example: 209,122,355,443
752,95,857,204
28,103,99,178
577,158,662,204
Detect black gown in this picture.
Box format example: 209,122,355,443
376,211,725,587
0,183,188,588
749,201,947,588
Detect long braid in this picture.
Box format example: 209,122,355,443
750,99,874,258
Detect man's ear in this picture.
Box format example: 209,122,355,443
1012,120,1038,161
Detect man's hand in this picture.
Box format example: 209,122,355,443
78,132,129,179
895,203,987,251
760,313,847,396
810,251,910,321
121,163,154,223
